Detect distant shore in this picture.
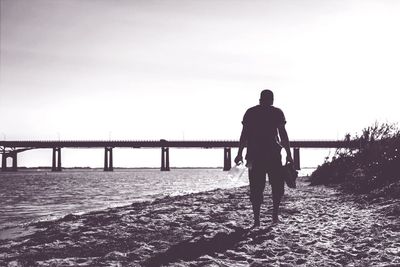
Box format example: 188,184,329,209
1,179,399,266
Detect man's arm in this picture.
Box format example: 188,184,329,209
278,125,294,164
234,125,247,164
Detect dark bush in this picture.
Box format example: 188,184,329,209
310,122,400,197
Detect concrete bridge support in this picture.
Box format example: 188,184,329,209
104,147,114,171
293,148,300,170
1,152,18,172
13,153,18,171
52,148,62,171
161,147,170,171
223,147,232,171
1,154,5,172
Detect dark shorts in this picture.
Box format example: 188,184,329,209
247,154,284,205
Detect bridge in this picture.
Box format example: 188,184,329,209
0,140,360,172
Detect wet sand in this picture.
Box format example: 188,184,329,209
1,179,399,266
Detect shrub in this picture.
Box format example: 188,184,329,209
310,122,400,196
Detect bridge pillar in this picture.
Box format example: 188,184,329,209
293,148,300,170
104,147,113,171
12,153,18,172
52,148,62,171
223,147,232,171
1,153,6,172
1,152,18,172
161,147,170,171
57,148,62,171
52,149,56,171
109,148,113,171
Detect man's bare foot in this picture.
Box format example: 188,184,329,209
252,220,260,228
272,214,280,224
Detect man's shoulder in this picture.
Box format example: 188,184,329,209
246,105,284,113
243,105,285,124
271,106,284,114
246,105,260,113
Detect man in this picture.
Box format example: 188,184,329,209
234,89,293,226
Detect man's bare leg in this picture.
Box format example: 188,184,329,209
272,196,282,223
252,203,261,227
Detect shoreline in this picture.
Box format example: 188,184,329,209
0,181,251,240
0,168,250,236
1,180,399,266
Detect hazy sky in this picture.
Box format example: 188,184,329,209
1,0,400,167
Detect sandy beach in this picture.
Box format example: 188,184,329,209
1,179,399,266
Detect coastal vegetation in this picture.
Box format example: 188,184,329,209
310,122,400,198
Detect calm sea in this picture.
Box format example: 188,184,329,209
0,168,313,232
0,169,250,231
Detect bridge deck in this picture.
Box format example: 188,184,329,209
0,140,360,149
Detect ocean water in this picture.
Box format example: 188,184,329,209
0,168,314,232
0,169,250,231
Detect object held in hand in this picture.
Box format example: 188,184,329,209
282,163,298,188
227,162,246,181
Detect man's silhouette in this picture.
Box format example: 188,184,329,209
235,89,293,226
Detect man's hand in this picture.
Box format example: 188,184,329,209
234,154,243,165
286,154,294,165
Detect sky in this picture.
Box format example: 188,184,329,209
1,0,400,168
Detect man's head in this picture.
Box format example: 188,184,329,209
260,89,274,106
